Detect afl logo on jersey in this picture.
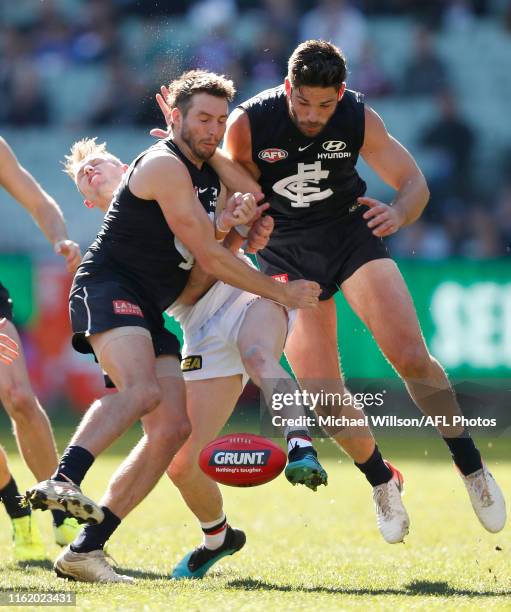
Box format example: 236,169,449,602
258,148,288,163
322,140,347,152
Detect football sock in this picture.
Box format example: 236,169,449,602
51,509,67,527
286,429,313,454
443,432,482,476
0,477,31,519
70,506,120,553
355,445,392,487
200,514,227,550
52,445,95,486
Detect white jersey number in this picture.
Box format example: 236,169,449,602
174,211,215,271
273,161,333,208
175,237,194,271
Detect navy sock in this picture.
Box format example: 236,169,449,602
355,445,392,487
52,445,95,486
443,432,482,476
0,477,31,519
51,509,67,527
70,506,121,553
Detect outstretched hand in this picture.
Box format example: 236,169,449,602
54,239,82,274
149,85,172,139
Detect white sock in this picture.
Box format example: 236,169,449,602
200,513,227,550
287,434,313,454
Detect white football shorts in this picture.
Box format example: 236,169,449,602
180,286,296,388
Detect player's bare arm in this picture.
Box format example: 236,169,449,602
222,108,261,182
178,209,274,306
175,186,252,305
0,138,82,272
358,106,430,238
213,182,230,239
176,183,230,305
130,152,320,309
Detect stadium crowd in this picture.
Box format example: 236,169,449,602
0,0,510,258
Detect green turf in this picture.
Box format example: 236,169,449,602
0,433,509,611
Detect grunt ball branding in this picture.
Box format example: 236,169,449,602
209,450,271,467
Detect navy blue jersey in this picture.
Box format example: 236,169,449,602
73,138,220,313
239,85,367,227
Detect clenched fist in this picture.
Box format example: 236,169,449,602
282,280,321,309
217,192,269,232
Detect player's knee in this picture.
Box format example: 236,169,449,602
149,426,189,459
241,344,274,384
167,450,200,487
145,408,190,449
175,418,192,444
0,383,37,422
158,419,191,450
128,382,162,416
390,344,431,379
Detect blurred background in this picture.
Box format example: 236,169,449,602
0,0,510,418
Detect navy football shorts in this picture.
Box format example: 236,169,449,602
257,206,390,300
69,279,179,358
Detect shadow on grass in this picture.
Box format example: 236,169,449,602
7,561,166,582
226,578,511,597
226,578,400,595
406,580,511,597
13,559,54,571
7,562,510,596
115,567,167,581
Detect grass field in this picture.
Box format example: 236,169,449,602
0,427,509,611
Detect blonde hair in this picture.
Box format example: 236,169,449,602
63,137,122,180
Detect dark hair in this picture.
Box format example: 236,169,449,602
166,69,236,116
288,40,347,89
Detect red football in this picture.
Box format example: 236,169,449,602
199,433,287,487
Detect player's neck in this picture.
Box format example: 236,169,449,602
95,195,111,213
172,136,204,170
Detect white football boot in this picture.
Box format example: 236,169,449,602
54,546,134,583
460,464,506,533
26,478,104,525
372,461,410,544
